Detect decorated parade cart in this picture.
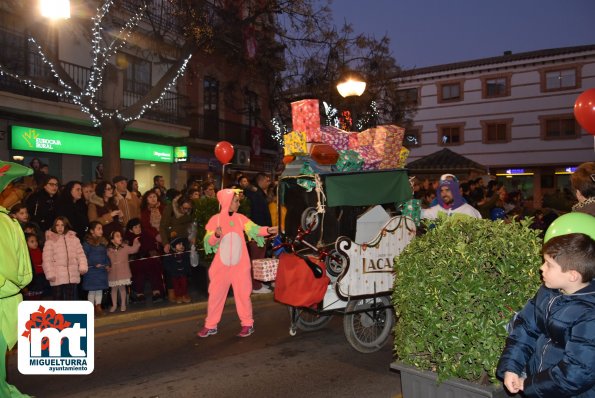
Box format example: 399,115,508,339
256,99,417,353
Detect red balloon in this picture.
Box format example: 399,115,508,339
574,88,595,136
214,141,234,164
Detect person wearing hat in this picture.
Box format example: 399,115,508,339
163,236,192,304
422,179,481,220
0,160,33,396
112,175,141,227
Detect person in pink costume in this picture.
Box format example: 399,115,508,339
197,189,277,338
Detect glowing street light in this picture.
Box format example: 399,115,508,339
336,70,366,98
39,0,70,20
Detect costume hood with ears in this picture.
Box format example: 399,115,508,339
216,188,238,214
0,161,33,194
436,179,466,210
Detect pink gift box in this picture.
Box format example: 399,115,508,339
252,258,279,282
358,145,382,171
291,99,321,142
321,125,351,151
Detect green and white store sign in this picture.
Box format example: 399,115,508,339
11,125,174,163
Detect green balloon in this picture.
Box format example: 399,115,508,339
544,212,595,242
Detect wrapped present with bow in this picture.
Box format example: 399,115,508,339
283,131,308,156
252,258,279,282
321,125,351,151
360,125,405,169
291,99,321,142
397,146,410,168
335,150,364,172
358,145,383,171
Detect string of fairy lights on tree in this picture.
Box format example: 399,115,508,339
0,0,191,128
270,116,287,146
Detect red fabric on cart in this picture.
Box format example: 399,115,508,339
274,252,330,308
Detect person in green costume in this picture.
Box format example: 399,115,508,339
0,160,33,397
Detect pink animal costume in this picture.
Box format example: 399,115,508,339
203,189,269,329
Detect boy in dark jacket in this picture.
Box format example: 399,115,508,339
163,237,191,304
497,233,595,397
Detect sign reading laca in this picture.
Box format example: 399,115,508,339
11,125,174,163
18,301,95,375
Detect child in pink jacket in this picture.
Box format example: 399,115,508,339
42,216,88,300
197,189,277,338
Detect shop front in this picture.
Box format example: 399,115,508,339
9,125,185,192
494,165,579,209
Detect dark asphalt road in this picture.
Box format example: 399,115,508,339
8,298,402,398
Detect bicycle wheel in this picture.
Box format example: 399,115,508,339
343,296,394,353
296,310,333,331
325,249,348,277
300,207,320,231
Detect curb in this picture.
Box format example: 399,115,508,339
95,292,275,328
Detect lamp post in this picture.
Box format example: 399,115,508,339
39,0,70,20
336,69,366,131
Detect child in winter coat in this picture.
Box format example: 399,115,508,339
107,230,140,312
497,233,595,397
163,237,192,304
198,189,277,338
82,221,111,316
23,233,46,300
127,216,164,302
42,216,88,300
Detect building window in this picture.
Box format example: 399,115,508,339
396,88,419,106
203,76,219,112
539,115,579,140
481,119,512,143
438,81,463,103
245,90,259,127
541,67,579,92
124,55,151,95
482,75,510,98
437,123,464,146
403,127,421,148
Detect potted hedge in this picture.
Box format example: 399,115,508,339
391,216,542,398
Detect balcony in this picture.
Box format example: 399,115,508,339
192,113,279,151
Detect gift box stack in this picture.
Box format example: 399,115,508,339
283,99,406,171
347,125,405,170
252,258,279,282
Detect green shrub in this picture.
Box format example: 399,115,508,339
392,217,542,384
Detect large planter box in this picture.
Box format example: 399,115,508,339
390,362,512,398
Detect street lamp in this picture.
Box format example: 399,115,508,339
336,70,366,98
39,0,70,20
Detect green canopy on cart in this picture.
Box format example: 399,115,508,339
280,169,412,207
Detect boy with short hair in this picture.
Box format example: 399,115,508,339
497,233,595,397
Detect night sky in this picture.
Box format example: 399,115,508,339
327,0,595,68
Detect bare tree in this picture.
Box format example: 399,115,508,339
0,0,214,180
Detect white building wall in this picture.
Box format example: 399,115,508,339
399,49,595,169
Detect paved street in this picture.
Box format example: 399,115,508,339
8,298,402,398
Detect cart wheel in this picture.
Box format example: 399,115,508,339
296,311,333,331
289,327,297,336
325,249,348,277
343,296,394,353
300,207,320,231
